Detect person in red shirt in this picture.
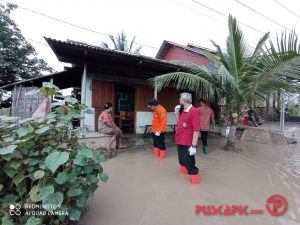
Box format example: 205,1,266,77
148,98,167,158
197,99,215,155
175,93,201,184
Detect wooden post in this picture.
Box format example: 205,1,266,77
23,87,27,119
80,64,87,129
11,85,17,116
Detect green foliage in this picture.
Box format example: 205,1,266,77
0,84,107,224
100,30,142,54
290,104,300,116
0,3,54,87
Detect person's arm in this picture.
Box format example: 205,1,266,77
158,110,167,133
192,131,199,146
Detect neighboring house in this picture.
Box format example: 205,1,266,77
1,38,187,134
156,40,215,67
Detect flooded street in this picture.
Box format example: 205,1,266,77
80,135,300,225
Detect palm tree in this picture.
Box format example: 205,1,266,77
151,15,300,151
100,31,142,54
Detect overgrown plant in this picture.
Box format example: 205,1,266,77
0,82,108,225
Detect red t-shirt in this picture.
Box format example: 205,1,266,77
175,105,200,146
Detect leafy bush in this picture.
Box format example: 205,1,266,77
0,83,108,225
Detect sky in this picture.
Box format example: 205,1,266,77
4,0,300,72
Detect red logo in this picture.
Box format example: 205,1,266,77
266,195,287,216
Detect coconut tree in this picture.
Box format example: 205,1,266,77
100,31,142,54
151,15,300,151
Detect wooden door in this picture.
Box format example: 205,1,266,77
135,85,154,111
92,80,115,131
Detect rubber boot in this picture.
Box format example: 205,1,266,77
204,146,208,155
180,166,188,174
191,174,200,184
160,150,167,159
154,147,160,157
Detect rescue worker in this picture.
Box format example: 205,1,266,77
148,98,167,158
174,93,201,184
197,99,215,155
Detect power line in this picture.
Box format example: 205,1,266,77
190,0,275,39
233,0,297,34
27,38,48,47
170,0,258,50
0,0,231,59
271,0,300,19
0,0,159,50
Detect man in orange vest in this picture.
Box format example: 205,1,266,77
148,98,167,158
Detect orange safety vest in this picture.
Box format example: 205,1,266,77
152,104,167,133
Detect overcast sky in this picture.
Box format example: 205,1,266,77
6,0,300,71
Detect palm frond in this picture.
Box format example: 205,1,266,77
151,72,216,99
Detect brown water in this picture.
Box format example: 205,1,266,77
80,136,300,225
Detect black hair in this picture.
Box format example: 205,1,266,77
148,98,158,106
199,98,205,103
104,102,113,109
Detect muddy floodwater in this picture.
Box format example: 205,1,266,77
80,135,300,225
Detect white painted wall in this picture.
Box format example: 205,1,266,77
136,112,177,134
84,74,95,132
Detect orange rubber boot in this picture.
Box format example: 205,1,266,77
154,147,160,157
180,166,188,174
191,174,200,184
160,150,167,159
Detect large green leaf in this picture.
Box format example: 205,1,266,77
45,152,69,173
1,213,15,225
67,186,82,197
33,170,45,180
79,148,93,158
25,217,41,225
73,154,87,166
35,126,50,134
17,127,34,137
96,154,105,162
0,145,17,155
69,208,81,221
42,192,63,212
55,171,68,185
64,97,78,104
12,175,28,185
100,172,109,182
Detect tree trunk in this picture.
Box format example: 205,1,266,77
221,123,240,152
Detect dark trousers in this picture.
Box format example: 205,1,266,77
152,132,166,150
201,131,208,147
177,145,199,174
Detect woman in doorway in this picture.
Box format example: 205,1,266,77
98,102,128,155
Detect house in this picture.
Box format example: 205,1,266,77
1,38,190,134
156,40,215,66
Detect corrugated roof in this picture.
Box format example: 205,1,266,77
45,37,183,69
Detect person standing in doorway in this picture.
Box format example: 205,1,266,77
148,98,167,159
175,93,200,184
197,99,215,155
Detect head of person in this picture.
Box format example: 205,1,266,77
179,92,192,107
148,98,158,111
199,98,206,106
104,102,113,113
